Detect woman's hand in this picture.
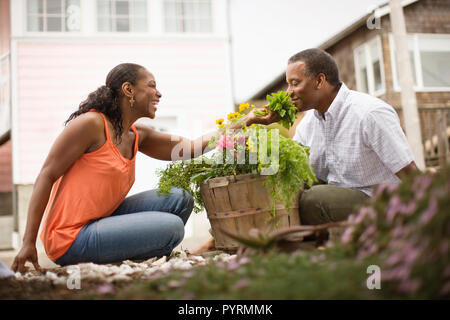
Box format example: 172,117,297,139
246,107,281,126
11,243,42,273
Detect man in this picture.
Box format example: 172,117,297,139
191,48,417,253
286,48,417,226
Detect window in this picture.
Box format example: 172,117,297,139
164,0,212,33
354,36,385,96
0,54,10,134
27,0,81,32
97,0,148,32
390,34,450,91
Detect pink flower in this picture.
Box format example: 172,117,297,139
440,282,450,297
233,278,250,290
238,256,250,265
412,175,432,201
216,134,227,150
236,134,246,145
398,279,421,294
226,137,235,150
386,252,403,266
226,259,240,271
419,195,438,225
97,283,115,295
443,265,450,278
216,134,235,151
440,240,450,256
386,195,402,223
359,225,376,243
373,182,398,197
341,227,354,244
354,207,368,224
182,291,196,300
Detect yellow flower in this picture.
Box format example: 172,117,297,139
248,137,257,153
227,112,241,121
239,103,250,112
216,118,224,125
218,123,225,128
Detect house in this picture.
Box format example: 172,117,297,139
0,0,12,250
0,0,234,252
248,0,450,168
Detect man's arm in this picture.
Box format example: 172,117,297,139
395,161,418,180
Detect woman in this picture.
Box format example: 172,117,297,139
12,63,278,272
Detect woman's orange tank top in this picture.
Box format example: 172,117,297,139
40,110,138,261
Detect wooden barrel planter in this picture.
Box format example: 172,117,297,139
199,173,303,251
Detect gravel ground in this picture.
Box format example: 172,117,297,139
0,250,236,299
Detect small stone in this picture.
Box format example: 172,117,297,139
152,256,167,266
108,274,132,283
189,255,206,263
159,262,172,273
143,257,158,266
167,279,186,288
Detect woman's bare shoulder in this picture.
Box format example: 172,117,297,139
67,111,104,129
63,111,106,147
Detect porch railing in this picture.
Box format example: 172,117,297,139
395,106,450,168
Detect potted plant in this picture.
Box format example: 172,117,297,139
157,92,317,250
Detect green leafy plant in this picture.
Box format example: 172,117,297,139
157,91,316,218
253,91,298,129
337,169,450,298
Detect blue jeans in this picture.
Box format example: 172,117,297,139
55,187,194,266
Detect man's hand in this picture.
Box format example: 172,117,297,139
246,107,281,126
11,243,42,273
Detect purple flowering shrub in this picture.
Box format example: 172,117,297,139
339,169,449,298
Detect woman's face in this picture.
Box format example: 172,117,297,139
131,68,162,119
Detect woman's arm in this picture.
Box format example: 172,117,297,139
136,125,214,161
137,108,281,161
11,113,103,272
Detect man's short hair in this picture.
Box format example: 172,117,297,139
288,48,341,87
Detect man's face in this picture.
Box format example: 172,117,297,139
286,61,317,112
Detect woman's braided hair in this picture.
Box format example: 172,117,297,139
65,63,144,143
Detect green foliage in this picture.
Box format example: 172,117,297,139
264,133,317,217
249,91,298,129
337,169,450,298
157,125,317,216
266,91,298,129
156,160,209,213
112,250,389,300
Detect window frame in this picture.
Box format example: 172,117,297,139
96,0,150,33
389,33,450,92
0,53,11,135
163,0,213,34
25,0,82,33
353,35,386,97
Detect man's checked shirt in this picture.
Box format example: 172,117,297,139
293,83,414,196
